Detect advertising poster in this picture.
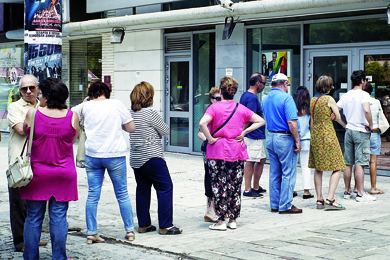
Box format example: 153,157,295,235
262,50,291,96
24,0,62,81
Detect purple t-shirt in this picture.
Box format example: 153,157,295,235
205,101,253,161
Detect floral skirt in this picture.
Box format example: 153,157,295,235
207,159,244,220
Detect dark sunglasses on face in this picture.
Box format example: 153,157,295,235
211,96,222,101
20,86,36,92
259,80,266,85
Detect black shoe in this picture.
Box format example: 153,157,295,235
254,186,267,194
15,243,24,252
293,191,298,197
270,208,279,212
243,189,263,197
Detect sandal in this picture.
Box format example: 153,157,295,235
316,200,325,209
125,231,135,241
370,189,384,195
87,234,105,244
138,225,157,233
325,199,346,210
158,226,183,235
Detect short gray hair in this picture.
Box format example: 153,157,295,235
19,74,38,88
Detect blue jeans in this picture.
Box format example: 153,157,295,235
24,197,68,260
133,158,173,229
85,156,134,235
266,132,297,211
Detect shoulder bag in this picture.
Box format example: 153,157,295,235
378,106,390,134
76,104,86,168
6,109,36,188
201,102,239,152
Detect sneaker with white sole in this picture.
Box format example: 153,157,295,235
209,223,227,231
343,191,351,199
356,192,377,202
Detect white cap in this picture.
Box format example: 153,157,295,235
271,73,289,82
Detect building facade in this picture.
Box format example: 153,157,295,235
1,0,390,170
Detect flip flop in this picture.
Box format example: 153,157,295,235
370,190,384,195
138,225,157,233
159,226,182,235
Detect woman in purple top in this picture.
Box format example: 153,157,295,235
199,76,264,231
21,78,79,260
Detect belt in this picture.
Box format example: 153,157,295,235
371,128,380,133
269,130,292,135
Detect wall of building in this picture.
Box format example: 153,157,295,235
215,23,246,100
113,29,164,112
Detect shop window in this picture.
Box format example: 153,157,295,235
69,38,101,107
193,32,215,152
365,54,390,99
304,18,390,45
247,25,301,100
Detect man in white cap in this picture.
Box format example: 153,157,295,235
262,73,302,214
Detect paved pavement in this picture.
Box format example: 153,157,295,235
1,132,390,259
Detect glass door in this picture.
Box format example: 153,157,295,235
305,49,352,149
360,47,390,172
165,57,192,153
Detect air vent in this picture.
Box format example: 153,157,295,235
166,37,191,53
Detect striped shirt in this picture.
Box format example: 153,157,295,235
129,107,169,168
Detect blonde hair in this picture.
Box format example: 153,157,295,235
220,76,238,100
130,81,154,111
209,86,220,104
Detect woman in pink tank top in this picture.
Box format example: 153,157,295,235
21,78,79,260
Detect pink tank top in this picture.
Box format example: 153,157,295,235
20,109,78,202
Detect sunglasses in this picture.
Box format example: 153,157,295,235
259,80,266,85
20,86,36,92
211,96,222,101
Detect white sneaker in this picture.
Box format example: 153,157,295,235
227,222,236,229
356,192,377,202
209,223,227,231
343,191,351,199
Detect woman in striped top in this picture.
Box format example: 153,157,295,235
130,81,182,235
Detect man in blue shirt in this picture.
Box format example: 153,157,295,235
240,73,267,197
262,73,302,214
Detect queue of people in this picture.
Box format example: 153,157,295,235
6,70,386,257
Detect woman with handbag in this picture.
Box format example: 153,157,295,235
21,78,79,260
198,86,221,223
362,82,384,194
308,76,346,210
130,81,182,235
199,76,264,231
72,81,136,243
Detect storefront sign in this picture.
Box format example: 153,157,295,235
24,0,62,81
87,0,183,13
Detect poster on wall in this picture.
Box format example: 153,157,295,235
24,0,62,81
0,48,22,68
261,50,291,96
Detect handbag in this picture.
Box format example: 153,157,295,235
76,104,86,168
201,102,239,152
6,109,36,188
378,107,390,134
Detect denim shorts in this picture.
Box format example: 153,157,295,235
370,132,381,155
344,129,370,166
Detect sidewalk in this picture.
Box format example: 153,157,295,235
1,136,390,259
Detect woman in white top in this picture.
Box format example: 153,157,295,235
293,86,314,199
362,82,384,194
72,81,136,243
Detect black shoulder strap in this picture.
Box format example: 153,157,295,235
212,102,239,136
